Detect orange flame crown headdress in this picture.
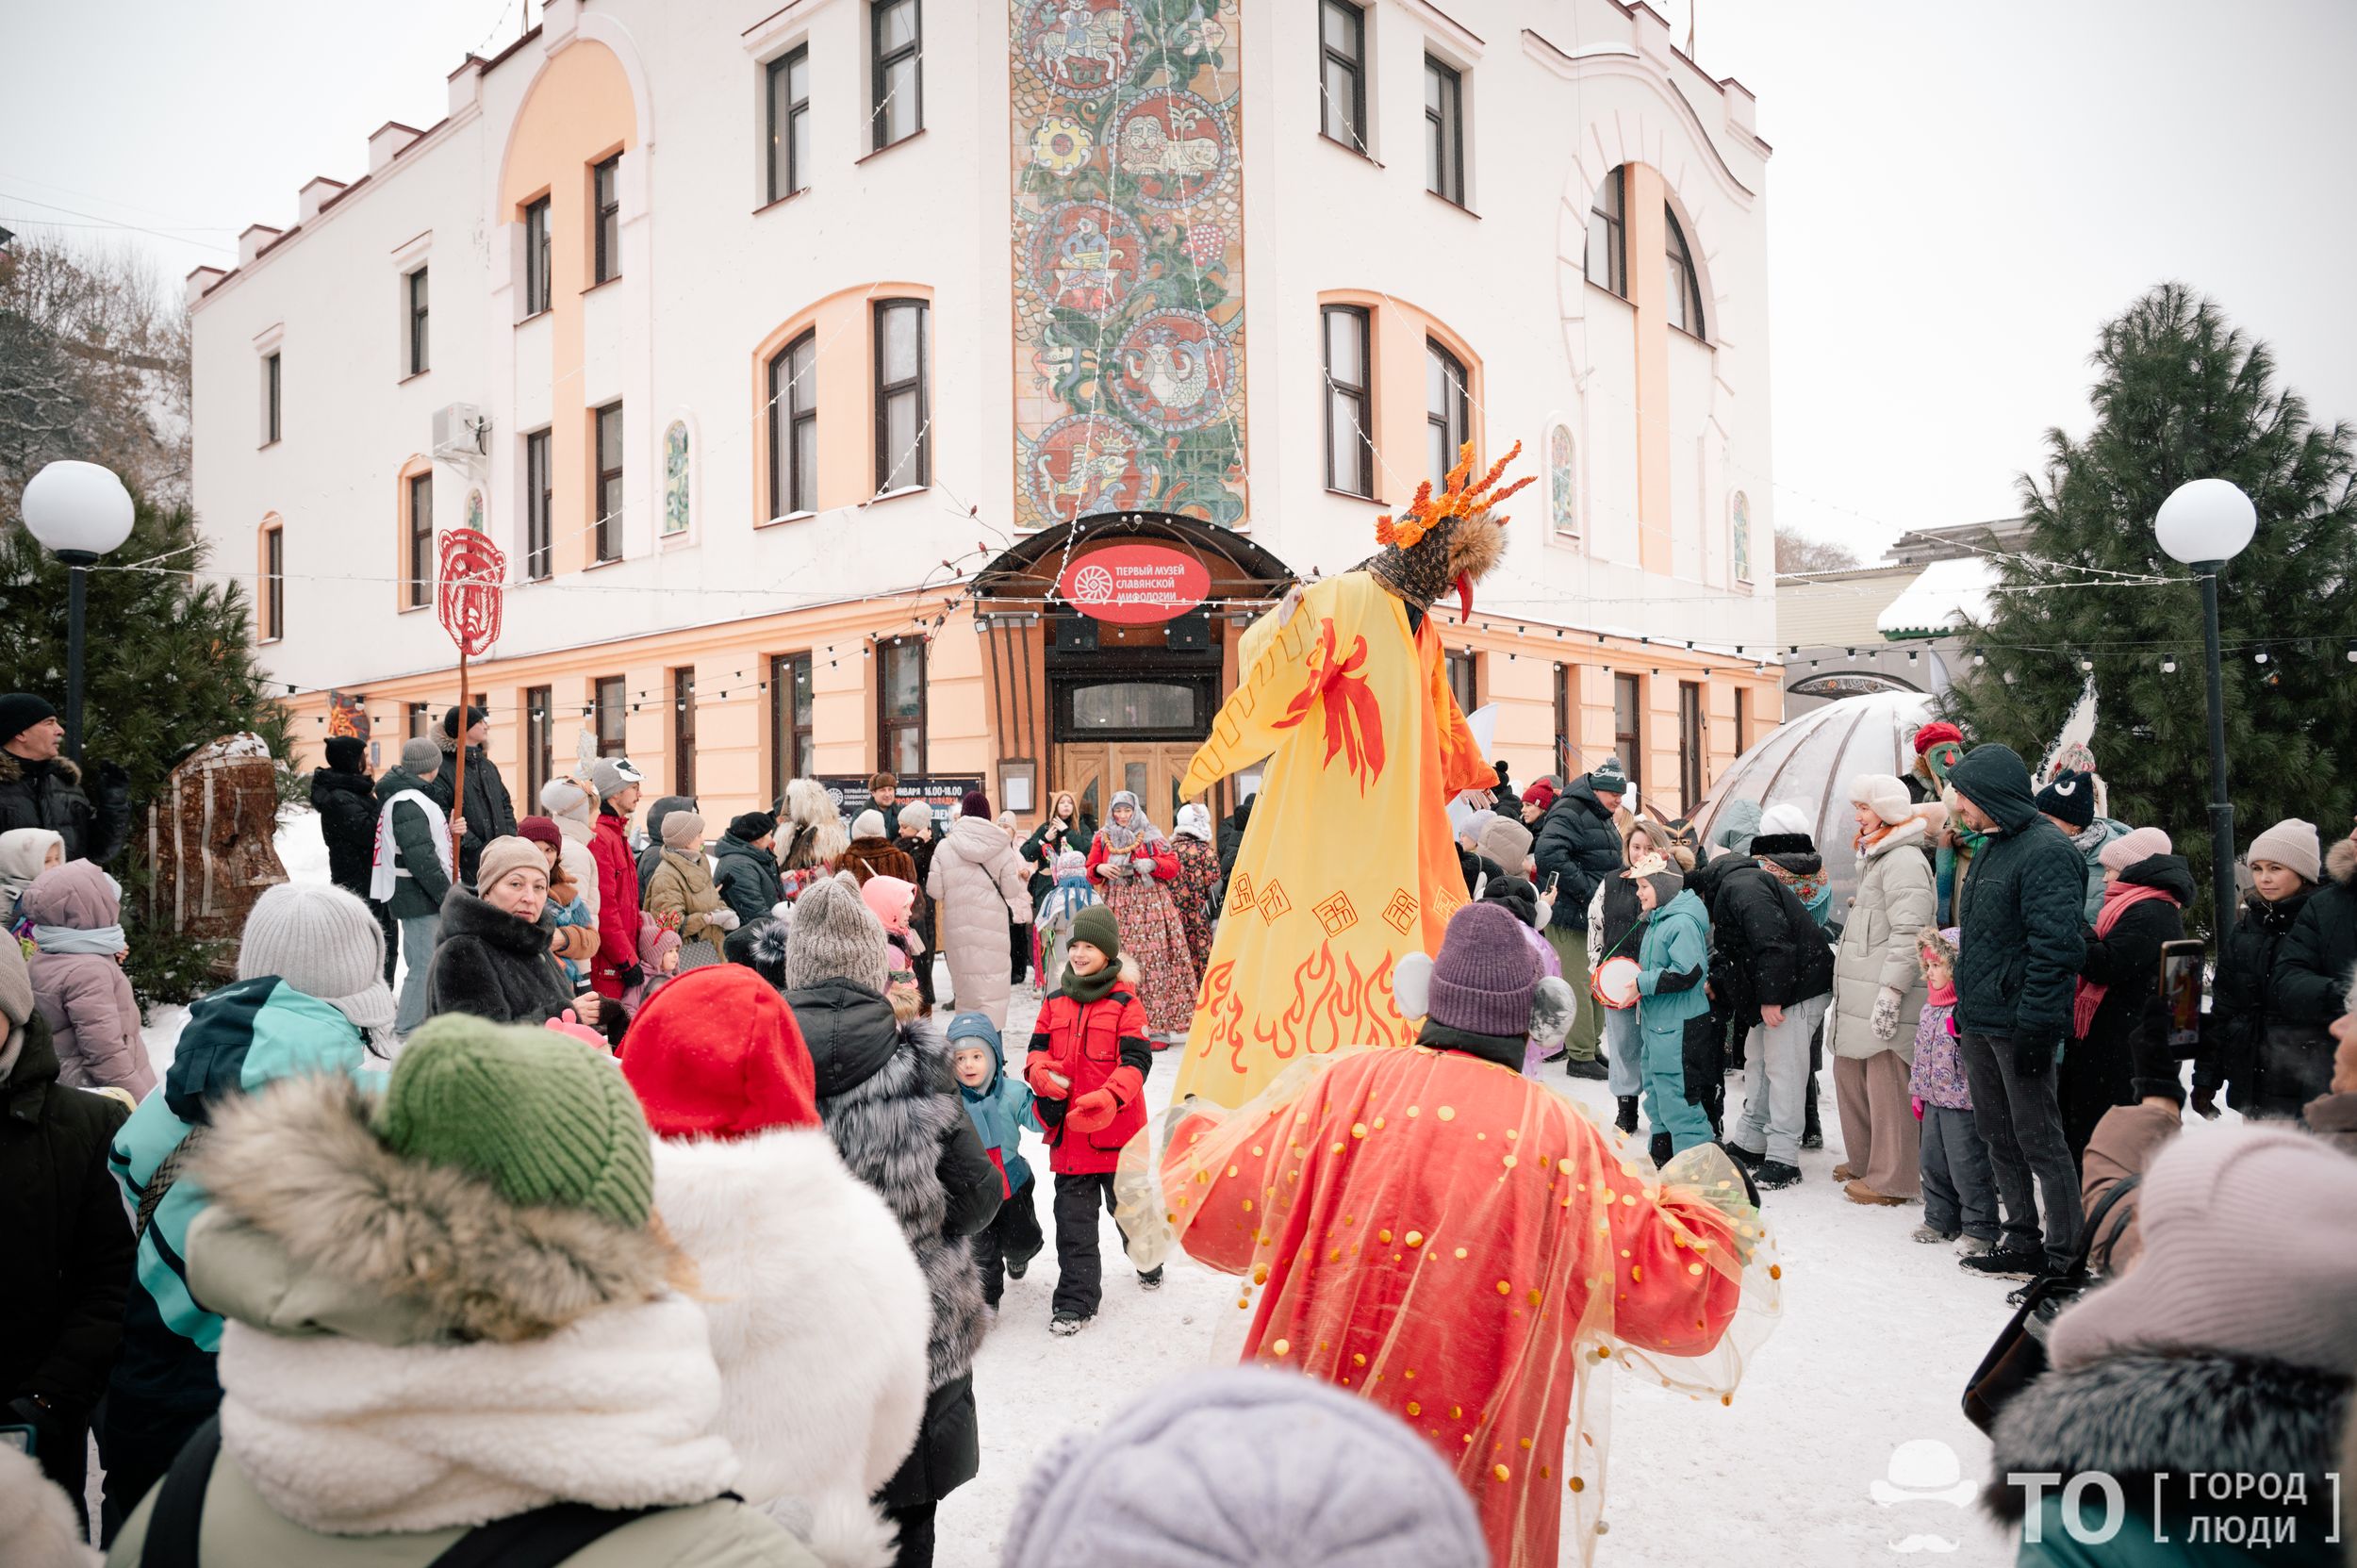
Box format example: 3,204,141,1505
1374,440,1536,550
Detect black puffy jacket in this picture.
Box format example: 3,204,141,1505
307,767,379,900
1686,852,1833,1028
2274,836,2357,1031
2069,854,2195,1149
2197,884,2317,1115
1947,745,2087,1049
0,1015,133,1434
1533,780,1623,932
0,751,128,866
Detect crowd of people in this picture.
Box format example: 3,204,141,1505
4,674,2354,1564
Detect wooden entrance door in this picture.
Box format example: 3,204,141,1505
1056,741,1196,834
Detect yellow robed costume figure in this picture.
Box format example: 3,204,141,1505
1175,445,1533,1108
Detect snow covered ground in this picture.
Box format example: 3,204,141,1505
129,808,2241,1564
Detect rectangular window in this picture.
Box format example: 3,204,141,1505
1613,672,1642,793
525,685,553,807
874,299,929,492
262,526,284,640
407,702,431,741
522,197,552,316
1424,56,1463,206
1322,304,1373,498
1426,338,1469,486
1444,650,1477,715
1553,664,1573,780
593,402,623,563
769,330,818,518
1319,0,1365,150
406,268,430,375
1678,682,1704,810
1586,167,1625,297
871,0,921,151
878,635,926,775
524,429,552,581
405,472,433,609
770,652,814,805
672,668,696,797
262,351,281,443
596,676,627,757
591,157,620,285
767,47,812,202
1733,685,1748,756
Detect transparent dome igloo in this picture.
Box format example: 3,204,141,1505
1691,691,1937,911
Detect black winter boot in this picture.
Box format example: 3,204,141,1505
1614,1096,1640,1135
1801,1074,1824,1150
1649,1131,1673,1168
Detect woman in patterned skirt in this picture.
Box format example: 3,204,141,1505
1169,802,1223,982
1084,791,1198,1041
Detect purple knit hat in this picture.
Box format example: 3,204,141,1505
1426,902,1539,1038
999,1366,1486,1568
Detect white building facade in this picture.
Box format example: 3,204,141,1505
190,0,1779,824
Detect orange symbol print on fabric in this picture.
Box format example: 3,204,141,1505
1257,880,1293,923
1312,892,1358,937
1381,889,1418,933
1227,872,1256,916
1270,617,1386,793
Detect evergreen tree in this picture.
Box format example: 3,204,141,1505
1,489,292,999
1945,283,2357,936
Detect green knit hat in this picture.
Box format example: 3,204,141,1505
1071,904,1121,965
375,1015,655,1230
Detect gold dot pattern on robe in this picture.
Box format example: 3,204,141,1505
1436,1106,1456,1121
1272,1338,1289,1355
1351,1122,1368,1139
1404,1230,1424,1247
1406,1400,1422,1416
1492,1464,1511,1482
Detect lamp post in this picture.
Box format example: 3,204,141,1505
2154,477,2258,934
21,460,137,762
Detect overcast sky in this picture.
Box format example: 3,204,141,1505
5,0,2349,563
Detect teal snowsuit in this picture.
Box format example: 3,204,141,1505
1635,888,1716,1153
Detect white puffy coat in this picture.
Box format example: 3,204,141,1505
924,816,1032,1028
1825,816,1937,1061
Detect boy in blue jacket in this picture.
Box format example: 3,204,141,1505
949,1011,1045,1310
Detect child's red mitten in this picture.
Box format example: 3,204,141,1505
1064,1086,1119,1134
1026,1057,1071,1099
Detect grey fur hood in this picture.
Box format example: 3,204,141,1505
184,1072,676,1346
819,1015,986,1391
1986,1351,2349,1536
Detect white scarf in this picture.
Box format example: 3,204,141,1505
370,788,452,902
216,1295,739,1536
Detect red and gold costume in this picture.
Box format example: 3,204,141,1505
1123,1045,1779,1566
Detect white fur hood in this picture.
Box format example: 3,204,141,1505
652,1126,931,1568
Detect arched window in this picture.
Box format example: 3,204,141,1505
1584,167,1625,297
1426,338,1469,484
768,329,817,518
1665,206,1705,338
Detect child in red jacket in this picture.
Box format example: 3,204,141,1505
1026,904,1161,1335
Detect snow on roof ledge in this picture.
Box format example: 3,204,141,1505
1877,556,1993,636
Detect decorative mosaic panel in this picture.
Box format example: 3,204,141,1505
1011,0,1247,532
662,420,690,537
1731,489,1752,583
1547,421,1576,538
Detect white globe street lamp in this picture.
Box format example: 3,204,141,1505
2152,477,2256,931
21,460,137,761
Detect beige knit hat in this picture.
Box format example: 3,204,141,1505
476,836,549,893
660,810,706,850
2048,1126,2357,1377
2246,818,2323,885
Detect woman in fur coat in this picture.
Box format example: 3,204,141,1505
1986,1125,2357,1560
425,837,602,1031
104,1014,820,1566
620,966,930,1568
759,876,1000,1568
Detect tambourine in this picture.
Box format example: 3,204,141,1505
1590,955,1641,1011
